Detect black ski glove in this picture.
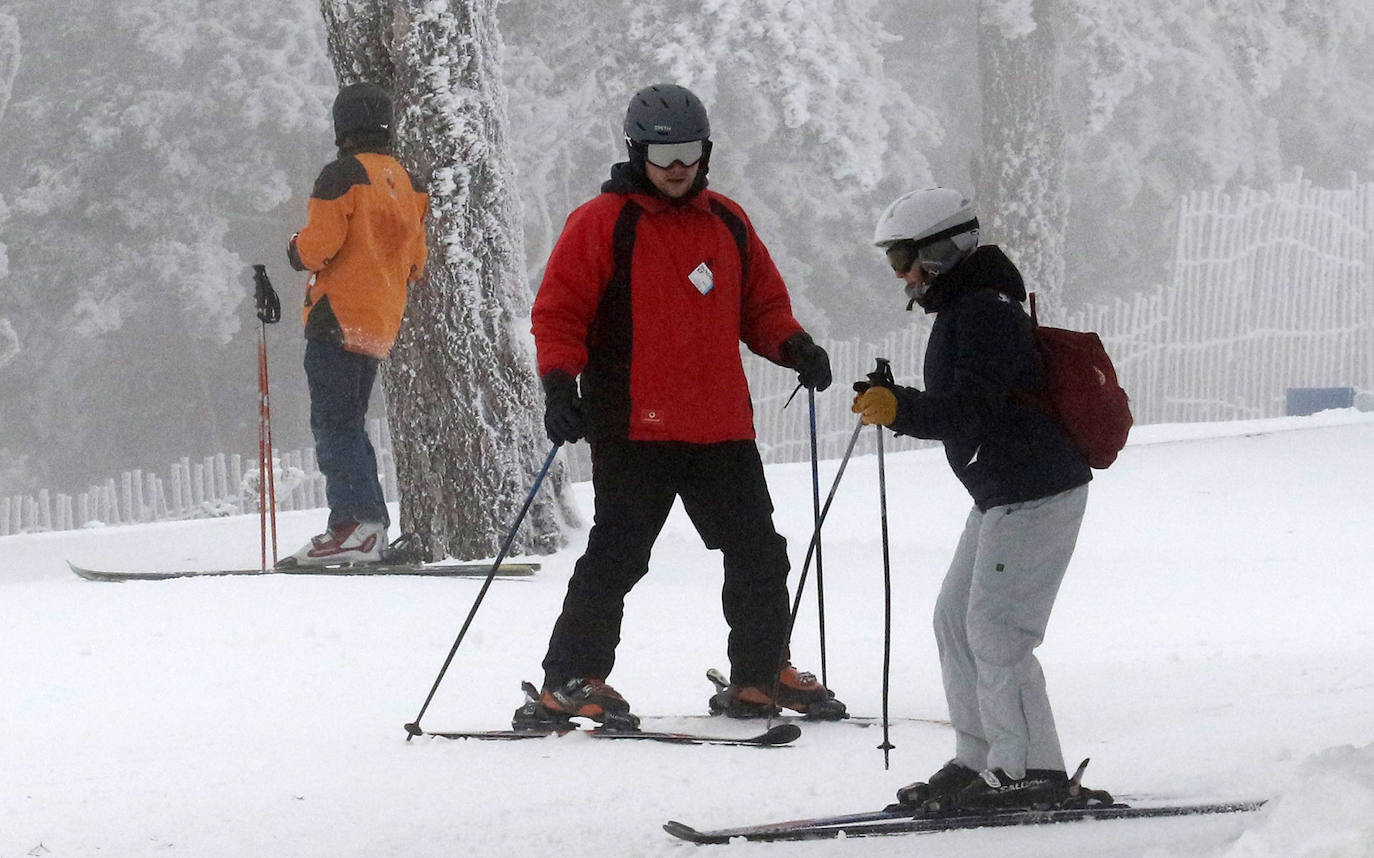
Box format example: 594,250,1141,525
252,265,281,324
287,232,307,272
541,370,586,444
779,332,832,392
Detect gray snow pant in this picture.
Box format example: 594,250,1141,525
933,483,1088,778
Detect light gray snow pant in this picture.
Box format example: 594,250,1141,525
933,483,1088,778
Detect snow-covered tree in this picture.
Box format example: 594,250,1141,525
1057,0,1374,304
886,0,1374,310
973,0,1068,303
500,0,935,339
318,0,568,560
0,12,18,348
0,11,16,126
1,0,1369,507
0,319,16,371
0,0,334,492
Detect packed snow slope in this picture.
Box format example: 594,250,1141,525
4,411,1374,858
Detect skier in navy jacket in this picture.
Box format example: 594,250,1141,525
853,188,1103,812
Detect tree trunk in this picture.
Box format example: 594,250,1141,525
318,0,572,560
973,0,1067,304
0,11,18,122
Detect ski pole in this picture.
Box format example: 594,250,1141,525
867,357,897,768
807,388,829,687
780,381,839,687
252,265,281,571
257,337,270,570
876,409,895,768
258,335,278,567
404,442,561,740
764,414,865,728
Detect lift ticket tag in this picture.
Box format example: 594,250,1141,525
689,262,714,295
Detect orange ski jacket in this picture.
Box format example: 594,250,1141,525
293,151,428,358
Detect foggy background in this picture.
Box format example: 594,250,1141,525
1,0,1371,503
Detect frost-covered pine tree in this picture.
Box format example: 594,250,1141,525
0,11,15,136
500,0,931,339
319,0,569,560
0,9,16,322
1057,0,1374,305
973,0,1067,303
0,0,335,493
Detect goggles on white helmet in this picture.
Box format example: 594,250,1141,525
884,230,978,277
885,241,920,275
874,187,979,277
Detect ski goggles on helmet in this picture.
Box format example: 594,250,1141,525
885,240,920,275
644,139,705,168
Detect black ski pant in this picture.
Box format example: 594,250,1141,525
541,438,792,690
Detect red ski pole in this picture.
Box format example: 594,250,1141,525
258,342,268,570
258,330,278,566
253,265,281,570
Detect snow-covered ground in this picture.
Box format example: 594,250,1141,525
5,411,1374,857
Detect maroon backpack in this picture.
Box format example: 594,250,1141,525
1024,293,1133,469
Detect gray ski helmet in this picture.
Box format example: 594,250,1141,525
333,82,392,145
623,84,711,144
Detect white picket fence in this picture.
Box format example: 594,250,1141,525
3,172,1370,535
1103,170,1374,424
744,172,1374,467
0,420,400,536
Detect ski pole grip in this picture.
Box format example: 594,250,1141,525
867,357,895,389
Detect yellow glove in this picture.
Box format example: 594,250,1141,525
851,387,898,426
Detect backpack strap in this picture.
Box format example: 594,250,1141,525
583,199,643,438
609,199,643,288
708,199,751,287
1014,289,1054,415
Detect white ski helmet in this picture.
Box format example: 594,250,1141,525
873,188,979,278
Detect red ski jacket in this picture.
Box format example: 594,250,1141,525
532,170,803,443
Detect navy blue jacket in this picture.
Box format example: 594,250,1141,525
887,245,1090,510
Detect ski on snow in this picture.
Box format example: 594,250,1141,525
703,667,951,727
663,799,1267,843
412,679,801,747
420,722,801,748
68,560,539,582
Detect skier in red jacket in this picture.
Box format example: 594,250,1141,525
520,83,845,729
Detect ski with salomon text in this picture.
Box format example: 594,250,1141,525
663,798,1266,843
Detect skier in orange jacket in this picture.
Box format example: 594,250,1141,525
281,82,428,567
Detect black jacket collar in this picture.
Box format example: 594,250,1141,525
601,161,708,204
918,245,1027,313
